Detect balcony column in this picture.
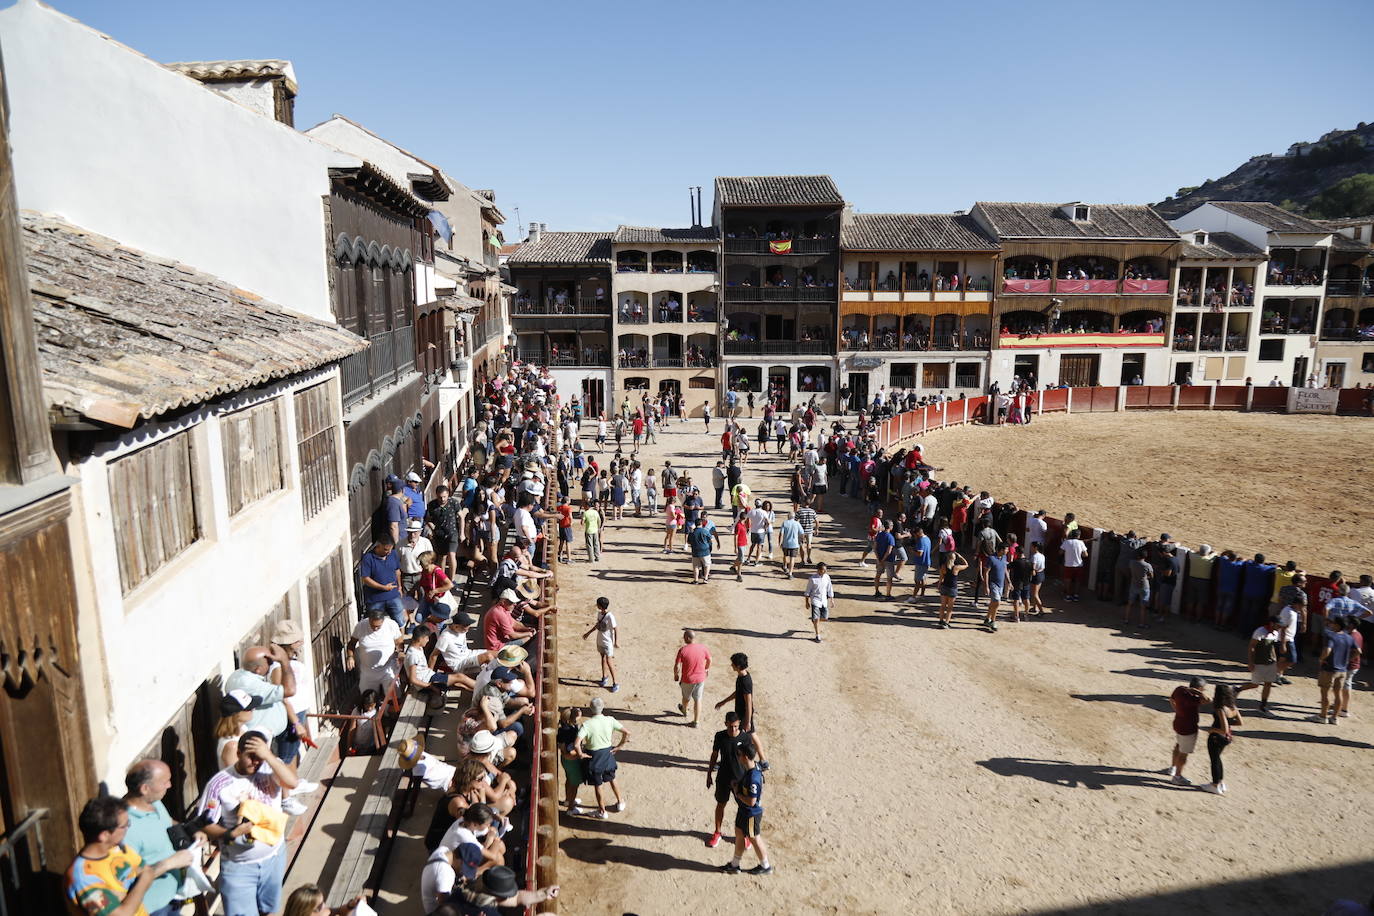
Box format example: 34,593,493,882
1225,267,1234,306
961,259,968,300
899,261,907,297
1049,259,1058,290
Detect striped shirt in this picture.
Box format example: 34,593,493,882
794,507,818,534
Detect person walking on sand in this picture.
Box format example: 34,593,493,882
1167,676,1208,786
582,597,619,693
663,496,684,554
805,563,835,643
1200,684,1243,796
720,743,773,875
778,512,803,578
731,510,750,582
581,500,603,563
706,712,766,849
1028,542,1048,614
674,630,712,726
687,511,720,584
937,552,969,629
858,508,884,568
981,543,1008,632
714,653,756,732
576,697,629,819
1248,616,1282,715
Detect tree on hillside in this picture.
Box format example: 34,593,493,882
1305,174,1374,219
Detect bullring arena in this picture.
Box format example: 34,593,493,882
544,395,1374,915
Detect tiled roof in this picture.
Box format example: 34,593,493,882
1329,234,1372,253
1179,231,1266,260
165,59,297,92
506,232,613,265
974,202,1177,240
841,212,999,251
1206,201,1329,234
22,214,366,428
612,226,720,245
715,176,843,207
1317,215,1374,229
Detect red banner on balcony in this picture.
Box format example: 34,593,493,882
1002,278,1050,294
1123,279,1168,294
769,240,793,254
1055,278,1091,293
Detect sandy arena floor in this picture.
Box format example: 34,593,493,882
550,418,1374,916
927,411,1374,575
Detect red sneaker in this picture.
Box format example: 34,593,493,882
706,832,721,848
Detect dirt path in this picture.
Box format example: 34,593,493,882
552,419,1373,915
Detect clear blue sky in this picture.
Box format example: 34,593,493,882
39,0,1374,236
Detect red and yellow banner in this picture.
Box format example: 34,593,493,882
769,240,792,254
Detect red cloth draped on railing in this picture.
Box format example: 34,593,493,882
1002,278,1051,293
1123,278,1168,294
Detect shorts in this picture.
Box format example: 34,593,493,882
735,809,762,837
714,776,733,805
912,563,929,583
432,536,455,555
879,560,898,579
988,583,1003,602
1129,583,1151,604
750,532,765,545
679,682,705,703
560,755,585,786
1063,566,1083,584
1318,669,1349,690
559,527,574,542
692,555,712,572
940,584,959,598
426,672,451,687
1251,662,1279,684
810,602,829,621
782,547,798,558
1174,731,1199,754
598,642,615,658
813,484,827,494
1012,585,1030,602
735,546,746,564
664,488,677,500
586,747,617,786
1031,571,1045,585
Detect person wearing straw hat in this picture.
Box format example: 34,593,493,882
267,619,320,813
396,736,456,792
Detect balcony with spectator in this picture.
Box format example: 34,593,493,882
617,291,649,324
616,249,648,273
1320,306,1374,341
1266,247,1327,288
686,294,717,324
1122,256,1170,294
617,333,650,367
686,333,718,367
1001,255,1053,293
1259,298,1318,334
687,249,717,273
722,214,840,255
651,249,684,273
1325,262,1374,299
1055,255,1119,294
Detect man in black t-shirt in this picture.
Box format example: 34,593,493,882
705,712,766,849
714,653,755,732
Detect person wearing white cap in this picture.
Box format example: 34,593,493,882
397,519,433,595
403,470,427,531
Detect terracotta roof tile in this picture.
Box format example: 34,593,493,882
1179,231,1267,260
506,231,613,265
612,226,719,244
22,214,365,427
1207,201,1329,234
841,212,999,251
715,176,843,207
974,202,1177,240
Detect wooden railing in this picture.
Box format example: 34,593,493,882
341,326,418,409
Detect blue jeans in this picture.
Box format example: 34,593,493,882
218,845,285,916
496,720,525,740
368,596,406,629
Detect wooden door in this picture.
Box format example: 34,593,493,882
1058,354,1099,387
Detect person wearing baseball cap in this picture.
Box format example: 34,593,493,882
447,864,559,912
483,589,535,652
435,611,492,675
402,471,427,531
266,619,320,809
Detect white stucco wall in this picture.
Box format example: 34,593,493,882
0,2,356,323
68,371,352,786
206,78,279,120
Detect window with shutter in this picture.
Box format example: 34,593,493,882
221,399,285,516
109,430,201,595
293,383,341,521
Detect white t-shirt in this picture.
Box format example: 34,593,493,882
1031,552,1046,574
351,619,402,690
1027,516,1048,546
420,848,458,914
412,751,457,791
197,766,283,863
1251,626,1280,660
267,657,315,716
513,507,537,542
747,507,769,534
398,536,433,575
595,610,618,652
1061,539,1087,568
436,628,479,672
405,645,437,684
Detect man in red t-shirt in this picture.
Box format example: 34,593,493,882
731,513,750,582
858,508,884,568
555,496,574,564
483,590,535,651
673,630,712,727
1167,676,1208,785
721,429,733,461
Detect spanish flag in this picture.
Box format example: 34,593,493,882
769,240,792,254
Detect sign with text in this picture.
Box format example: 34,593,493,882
1287,387,1339,414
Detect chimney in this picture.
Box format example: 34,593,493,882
540,223,547,232
528,222,541,244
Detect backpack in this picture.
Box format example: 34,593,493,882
1254,636,1277,666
